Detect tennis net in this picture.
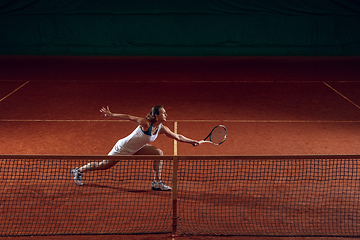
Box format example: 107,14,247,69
1,155,360,237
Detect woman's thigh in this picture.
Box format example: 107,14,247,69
133,144,163,155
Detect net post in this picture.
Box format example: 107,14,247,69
172,155,178,239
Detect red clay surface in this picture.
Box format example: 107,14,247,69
1,56,360,240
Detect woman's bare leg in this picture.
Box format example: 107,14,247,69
134,144,163,182
72,150,119,186
72,159,119,186
78,160,119,173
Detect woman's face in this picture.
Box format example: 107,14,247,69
156,108,167,122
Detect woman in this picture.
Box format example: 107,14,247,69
72,105,199,191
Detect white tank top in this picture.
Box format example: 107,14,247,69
109,124,162,155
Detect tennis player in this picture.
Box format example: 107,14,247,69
72,105,199,191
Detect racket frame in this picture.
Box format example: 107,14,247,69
196,125,227,146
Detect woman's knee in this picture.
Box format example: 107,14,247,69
155,148,163,156
100,159,118,169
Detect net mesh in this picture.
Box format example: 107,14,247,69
177,156,360,236
0,155,173,236
1,155,360,237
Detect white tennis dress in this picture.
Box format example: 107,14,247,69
108,123,162,155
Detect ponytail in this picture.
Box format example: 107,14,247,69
146,105,163,123
146,113,156,123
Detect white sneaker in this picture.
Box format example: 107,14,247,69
72,168,83,186
151,181,172,191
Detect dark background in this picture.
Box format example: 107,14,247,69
1,0,360,56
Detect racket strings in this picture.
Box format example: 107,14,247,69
210,126,227,145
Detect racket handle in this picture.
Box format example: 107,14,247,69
193,140,204,146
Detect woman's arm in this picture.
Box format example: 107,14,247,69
100,106,149,128
160,125,199,146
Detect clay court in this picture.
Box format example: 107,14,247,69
1,56,360,239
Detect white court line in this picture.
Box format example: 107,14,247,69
324,82,360,110
1,119,360,123
0,81,29,102
0,119,124,122
2,79,360,83
174,121,178,156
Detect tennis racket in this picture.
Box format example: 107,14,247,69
194,125,227,146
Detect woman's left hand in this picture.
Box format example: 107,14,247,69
100,106,112,117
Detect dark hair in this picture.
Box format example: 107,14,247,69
146,105,163,123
